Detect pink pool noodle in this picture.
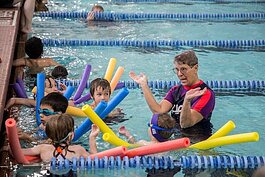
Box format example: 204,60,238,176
124,138,190,158
89,146,127,159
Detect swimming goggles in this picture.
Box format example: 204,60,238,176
38,109,58,116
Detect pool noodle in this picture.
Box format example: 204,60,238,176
74,82,125,105
5,118,29,164
16,78,28,98
124,138,190,158
99,87,129,119
36,73,45,126
207,120,236,140
103,133,131,147
190,132,259,150
104,58,116,82
73,64,91,101
89,146,127,160
82,105,135,147
110,66,124,93
66,106,87,118
63,86,75,100
73,101,107,142
32,86,37,94
74,93,91,105
12,83,27,98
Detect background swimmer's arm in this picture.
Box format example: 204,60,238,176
5,98,36,110
13,57,27,67
27,58,60,67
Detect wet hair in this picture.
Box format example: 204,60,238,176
90,78,111,97
51,66,68,79
35,0,48,12
91,5,104,12
174,50,198,67
45,114,75,158
157,113,177,139
40,92,68,113
25,37,43,59
150,113,177,142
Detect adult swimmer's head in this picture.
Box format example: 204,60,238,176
39,92,68,128
148,113,177,142
173,50,199,87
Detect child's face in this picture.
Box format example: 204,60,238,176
39,104,58,128
45,78,58,94
92,86,110,106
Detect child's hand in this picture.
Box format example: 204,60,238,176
118,126,131,137
59,83,67,94
89,124,100,138
86,12,95,21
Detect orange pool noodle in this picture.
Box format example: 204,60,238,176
5,118,30,164
124,137,190,158
89,146,127,159
110,66,124,93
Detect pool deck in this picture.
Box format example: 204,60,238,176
0,7,24,175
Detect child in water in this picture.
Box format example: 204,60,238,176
119,113,176,145
22,113,100,163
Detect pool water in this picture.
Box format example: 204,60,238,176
15,0,265,176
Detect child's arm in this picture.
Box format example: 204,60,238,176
5,98,36,111
13,57,27,67
118,126,136,144
13,58,60,68
22,145,42,156
89,124,100,154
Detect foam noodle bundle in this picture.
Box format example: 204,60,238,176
110,66,124,93
36,73,45,126
16,78,28,98
66,106,87,118
89,146,127,159
190,132,259,150
73,64,91,101
63,86,75,100
124,138,190,158
100,87,129,119
12,83,27,98
73,101,107,142
5,118,29,164
104,58,116,82
207,120,236,140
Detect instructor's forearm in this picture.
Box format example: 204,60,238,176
180,99,192,128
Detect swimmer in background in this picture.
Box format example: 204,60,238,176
22,114,100,163
118,113,176,146
13,37,59,80
86,5,104,21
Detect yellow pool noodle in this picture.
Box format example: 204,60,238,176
32,86,37,94
82,105,137,147
207,120,236,140
103,133,139,148
190,132,259,150
66,106,87,118
110,66,124,93
82,104,116,135
104,58,117,82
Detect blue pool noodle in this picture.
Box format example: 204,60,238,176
63,86,75,100
73,101,107,142
100,87,129,119
36,73,45,126
73,64,91,101
16,78,28,98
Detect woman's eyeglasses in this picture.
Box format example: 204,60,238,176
38,109,58,116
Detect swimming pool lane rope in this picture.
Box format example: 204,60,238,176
57,79,265,90
49,155,265,170
37,12,265,21
42,39,265,48
108,0,265,3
